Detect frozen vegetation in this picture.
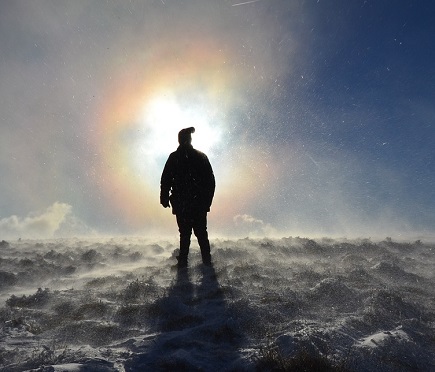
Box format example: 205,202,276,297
0,236,434,371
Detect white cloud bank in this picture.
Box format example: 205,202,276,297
0,202,93,239
233,214,277,237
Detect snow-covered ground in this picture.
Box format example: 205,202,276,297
0,236,434,371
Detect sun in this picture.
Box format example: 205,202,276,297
130,91,223,182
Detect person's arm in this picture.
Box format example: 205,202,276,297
160,155,173,208
204,156,215,209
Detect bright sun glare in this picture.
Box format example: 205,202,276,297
132,93,222,182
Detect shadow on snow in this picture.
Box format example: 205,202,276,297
125,264,246,371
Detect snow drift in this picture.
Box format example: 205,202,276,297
0,236,434,371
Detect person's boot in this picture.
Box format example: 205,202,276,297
176,235,190,269
199,240,212,266
176,255,188,269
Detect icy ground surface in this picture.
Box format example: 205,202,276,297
0,237,434,371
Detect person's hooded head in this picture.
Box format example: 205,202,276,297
178,127,195,146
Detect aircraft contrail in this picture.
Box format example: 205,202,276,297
232,0,262,7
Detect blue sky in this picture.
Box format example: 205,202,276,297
0,1,434,239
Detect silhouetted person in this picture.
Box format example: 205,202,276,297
160,127,215,268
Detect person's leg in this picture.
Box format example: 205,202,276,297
176,214,192,267
193,212,212,266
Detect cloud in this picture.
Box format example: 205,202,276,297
0,202,72,239
233,214,277,237
55,212,98,238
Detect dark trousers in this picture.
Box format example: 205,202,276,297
176,212,211,264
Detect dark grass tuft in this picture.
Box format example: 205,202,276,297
255,343,349,372
6,288,51,308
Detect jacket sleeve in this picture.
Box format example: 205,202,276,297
204,156,215,209
160,155,173,206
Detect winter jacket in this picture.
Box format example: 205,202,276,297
160,144,215,215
